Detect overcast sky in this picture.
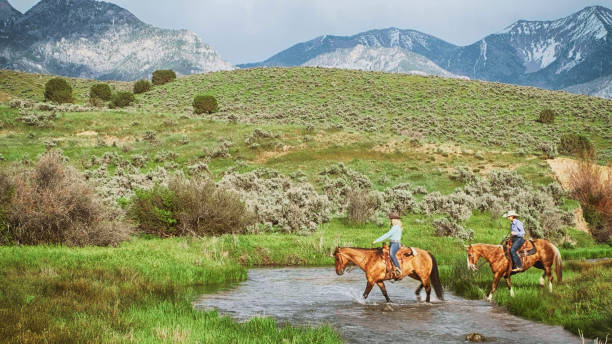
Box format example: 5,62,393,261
10,0,612,64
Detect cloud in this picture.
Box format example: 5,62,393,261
9,0,612,64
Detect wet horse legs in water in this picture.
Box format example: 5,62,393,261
363,280,392,302
377,281,391,302
414,280,432,302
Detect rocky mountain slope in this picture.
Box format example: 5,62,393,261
0,0,233,80
241,6,612,98
302,44,460,78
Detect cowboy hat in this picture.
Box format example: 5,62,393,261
388,212,400,219
502,210,519,218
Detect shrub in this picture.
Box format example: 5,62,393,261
219,170,331,232
558,134,594,158
193,95,219,114
346,189,377,224
89,83,112,101
44,78,73,104
133,79,152,94
0,171,14,244
432,218,474,241
152,69,176,85
128,177,256,236
538,142,558,159
569,160,612,242
171,178,256,236
4,152,131,246
111,91,135,108
128,185,179,236
537,109,555,124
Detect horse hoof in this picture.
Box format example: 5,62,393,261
486,294,493,302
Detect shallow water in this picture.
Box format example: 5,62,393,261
194,267,579,343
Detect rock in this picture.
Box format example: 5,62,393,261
466,332,485,342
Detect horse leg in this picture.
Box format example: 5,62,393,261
424,282,432,303
539,273,546,286
505,276,514,297
487,272,503,302
376,281,391,303
544,266,553,292
363,281,375,299
415,283,424,301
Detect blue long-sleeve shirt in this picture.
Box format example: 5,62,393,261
374,225,402,243
510,219,525,237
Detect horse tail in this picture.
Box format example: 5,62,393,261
428,252,444,300
551,243,562,283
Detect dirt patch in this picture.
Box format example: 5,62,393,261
255,145,293,164
573,207,590,234
76,131,98,136
0,91,12,103
547,157,612,190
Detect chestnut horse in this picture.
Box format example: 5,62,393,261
465,240,562,301
333,246,443,302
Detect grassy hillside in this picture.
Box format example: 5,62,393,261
0,67,611,342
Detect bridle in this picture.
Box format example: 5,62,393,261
334,249,366,273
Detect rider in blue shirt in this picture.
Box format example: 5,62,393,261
503,210,525,272
372,212,403,277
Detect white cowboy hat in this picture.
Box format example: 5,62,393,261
502,210,519,218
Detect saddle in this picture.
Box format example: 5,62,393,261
501,237,537,269
379,244,415,280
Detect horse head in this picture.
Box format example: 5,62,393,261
333,247,348,275
465,244,479,271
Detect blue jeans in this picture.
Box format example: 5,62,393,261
390,242,401,270
510,236,525,269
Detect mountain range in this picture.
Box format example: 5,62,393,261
240,6,612,98
0,0,232,80
0,1,611,98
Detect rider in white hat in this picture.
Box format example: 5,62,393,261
503,210,525,272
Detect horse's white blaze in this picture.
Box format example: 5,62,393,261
510,288,515,297
548,281,553,292
539,276,546,286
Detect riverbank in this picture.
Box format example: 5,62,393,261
1,216,611,342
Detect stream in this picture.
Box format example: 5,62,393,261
194,267,580,343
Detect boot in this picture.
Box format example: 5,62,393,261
393,268,402,280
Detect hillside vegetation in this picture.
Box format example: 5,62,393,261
0,67,611,342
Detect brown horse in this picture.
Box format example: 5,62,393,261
465,239,562,301
333,246,444,302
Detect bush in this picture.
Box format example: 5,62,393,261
89,83,112,101
0,171,14,244
193,95,219,114
559,134,594,158
133,79,152,94
569,160,612,242
128,185,179,236
537,109,555,124
346,189,377,224
44,78,73,104
111,92,135,108
3,152,131,246
152,69,176,85
432,218,474,241
128,177,255,236
171,178,256,236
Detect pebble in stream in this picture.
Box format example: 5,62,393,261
194,267,580,344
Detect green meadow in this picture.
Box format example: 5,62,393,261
0,67,611,342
